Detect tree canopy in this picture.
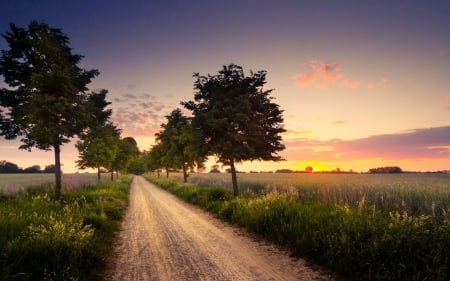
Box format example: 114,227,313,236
76,123,120,183
154,108,206,182
0,21,109,200
182,64,285,195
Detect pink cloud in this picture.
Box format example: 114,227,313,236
342,79,360,89
295,73,315,87
295,60,389,90
294,61,359,89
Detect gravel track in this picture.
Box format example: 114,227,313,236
106,176,336,281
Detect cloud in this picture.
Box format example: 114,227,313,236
295,61,345,88
367,77,388,89
332,120,346,125
109,92,176,137
342,79,360,89
124,93,138,99
294,60,387,90
282,126,450,161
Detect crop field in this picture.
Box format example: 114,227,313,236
180,172,450,218
0,173,112,194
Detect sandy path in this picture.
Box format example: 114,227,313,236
106,176,336,281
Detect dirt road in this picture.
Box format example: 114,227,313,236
106,176,335,281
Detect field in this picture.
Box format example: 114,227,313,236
180,172,450,218
149,172,450,280
0,173,113,194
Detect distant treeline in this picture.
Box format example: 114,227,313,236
368,166,403,174
273,169,357,174
0,160,56,173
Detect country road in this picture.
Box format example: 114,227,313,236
106,176,336,281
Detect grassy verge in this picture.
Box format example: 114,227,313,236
0,176,132,281
146,176,449,281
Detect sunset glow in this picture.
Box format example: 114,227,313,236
0,1,449,173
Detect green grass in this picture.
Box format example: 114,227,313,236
147,173,450,281
0,175,132,281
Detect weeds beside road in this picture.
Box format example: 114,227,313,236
0,175,132,281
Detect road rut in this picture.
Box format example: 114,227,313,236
106,176,335,281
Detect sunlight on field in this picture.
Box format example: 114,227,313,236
0,173,112,194
174,172,450,217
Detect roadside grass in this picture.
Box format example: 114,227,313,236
0,175,132,281
146,175,450,281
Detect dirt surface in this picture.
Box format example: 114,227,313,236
105,176,336,281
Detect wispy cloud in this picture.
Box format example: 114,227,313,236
109,91,174,137
282,126,450,161
124,93,138,99
332,120,346,125
294,60,387,90
367,77,388,89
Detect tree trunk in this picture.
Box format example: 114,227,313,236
230,159,239,197
54,144,62,201
97,166,101,184
166,167,169,178
182,164,188,183
111,170,114,181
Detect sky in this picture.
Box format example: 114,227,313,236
0,0,449,173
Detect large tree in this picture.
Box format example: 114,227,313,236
0,21,107,200
182,64,286,196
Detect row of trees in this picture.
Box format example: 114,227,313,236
146,64,286,196
0,21,287,198
0,160,57,173
0,21,140,200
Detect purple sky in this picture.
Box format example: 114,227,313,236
1,0,449,172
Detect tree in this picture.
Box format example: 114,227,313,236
112,136,139,178
182,64,286,196
44,164,56,173
76,123,120,183
369,166,403,174
0,21,107,200
155,109,206,182
0,160,21,173
145,143,166,177
23,165,41,173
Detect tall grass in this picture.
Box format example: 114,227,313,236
147,174,450,281
184,173,450,219
0,176,132,281
0,173,112,195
